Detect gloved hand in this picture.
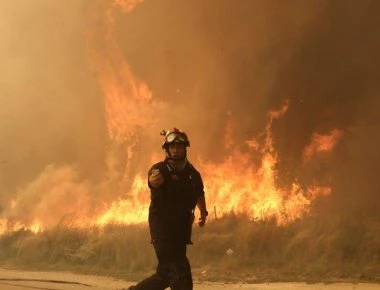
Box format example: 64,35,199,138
198,211,208,227
149,169,164,188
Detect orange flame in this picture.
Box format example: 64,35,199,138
85,0,161,203
82,0,154,226
199,102,332,224
0,0,153,235
0,218,43,235
86,0,156,143
0,165,95,234
95,174,149,225
303,129,344,162
0,1,342,234
95,102,335,226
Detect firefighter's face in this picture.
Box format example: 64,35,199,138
168,142,186,160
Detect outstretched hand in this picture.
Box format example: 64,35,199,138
149,169,164,188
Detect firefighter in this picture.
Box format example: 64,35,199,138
129,128,208,290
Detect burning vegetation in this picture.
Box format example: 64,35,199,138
0,0,342,234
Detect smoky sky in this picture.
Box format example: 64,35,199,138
118,0,380,214
270,0,380,214
0,1,106,201
118,0,328,151
0,0,379,216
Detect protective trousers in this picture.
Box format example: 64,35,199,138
132,242,193,290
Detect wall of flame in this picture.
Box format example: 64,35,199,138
6,0,380,235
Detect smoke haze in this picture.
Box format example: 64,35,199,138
1,0,379,224
0,1,106,206
117,0,380,215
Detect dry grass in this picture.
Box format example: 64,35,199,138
0,214,379,283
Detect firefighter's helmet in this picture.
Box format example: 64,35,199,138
160,128,190,149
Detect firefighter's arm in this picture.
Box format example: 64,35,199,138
148,169,164,188
197,195,208,227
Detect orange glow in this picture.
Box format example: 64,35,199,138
87,0,153,226
303,129,344,162
91,101,335,226
85,0,163,206
198,103,331,225
0,218,43,234
93,102,334,226
29,219,44,234
114,0,144,13
95,174,149,225
0,2,342,235
224,111,235,149
0,219,6,235
86,0,157,143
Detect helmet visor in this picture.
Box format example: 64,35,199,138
166,132,187,143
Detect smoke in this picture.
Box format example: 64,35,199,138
0,1,106,208
1,0,379,227
117,0,328,158
268,0,380,215
4,165,93,229
116,0,380,214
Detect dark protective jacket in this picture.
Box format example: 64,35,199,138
148,159,204,245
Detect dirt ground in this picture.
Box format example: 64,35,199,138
0,268,378,290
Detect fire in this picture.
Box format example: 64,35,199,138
28,219,44,234
86,0,156,143
0,218,43,235
82,0,155,226
86,0,163,196
303,129,344,162
0,1,342,234
199,103,332,224
92,102,335,226
0,0,153,235
95,174,149,225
